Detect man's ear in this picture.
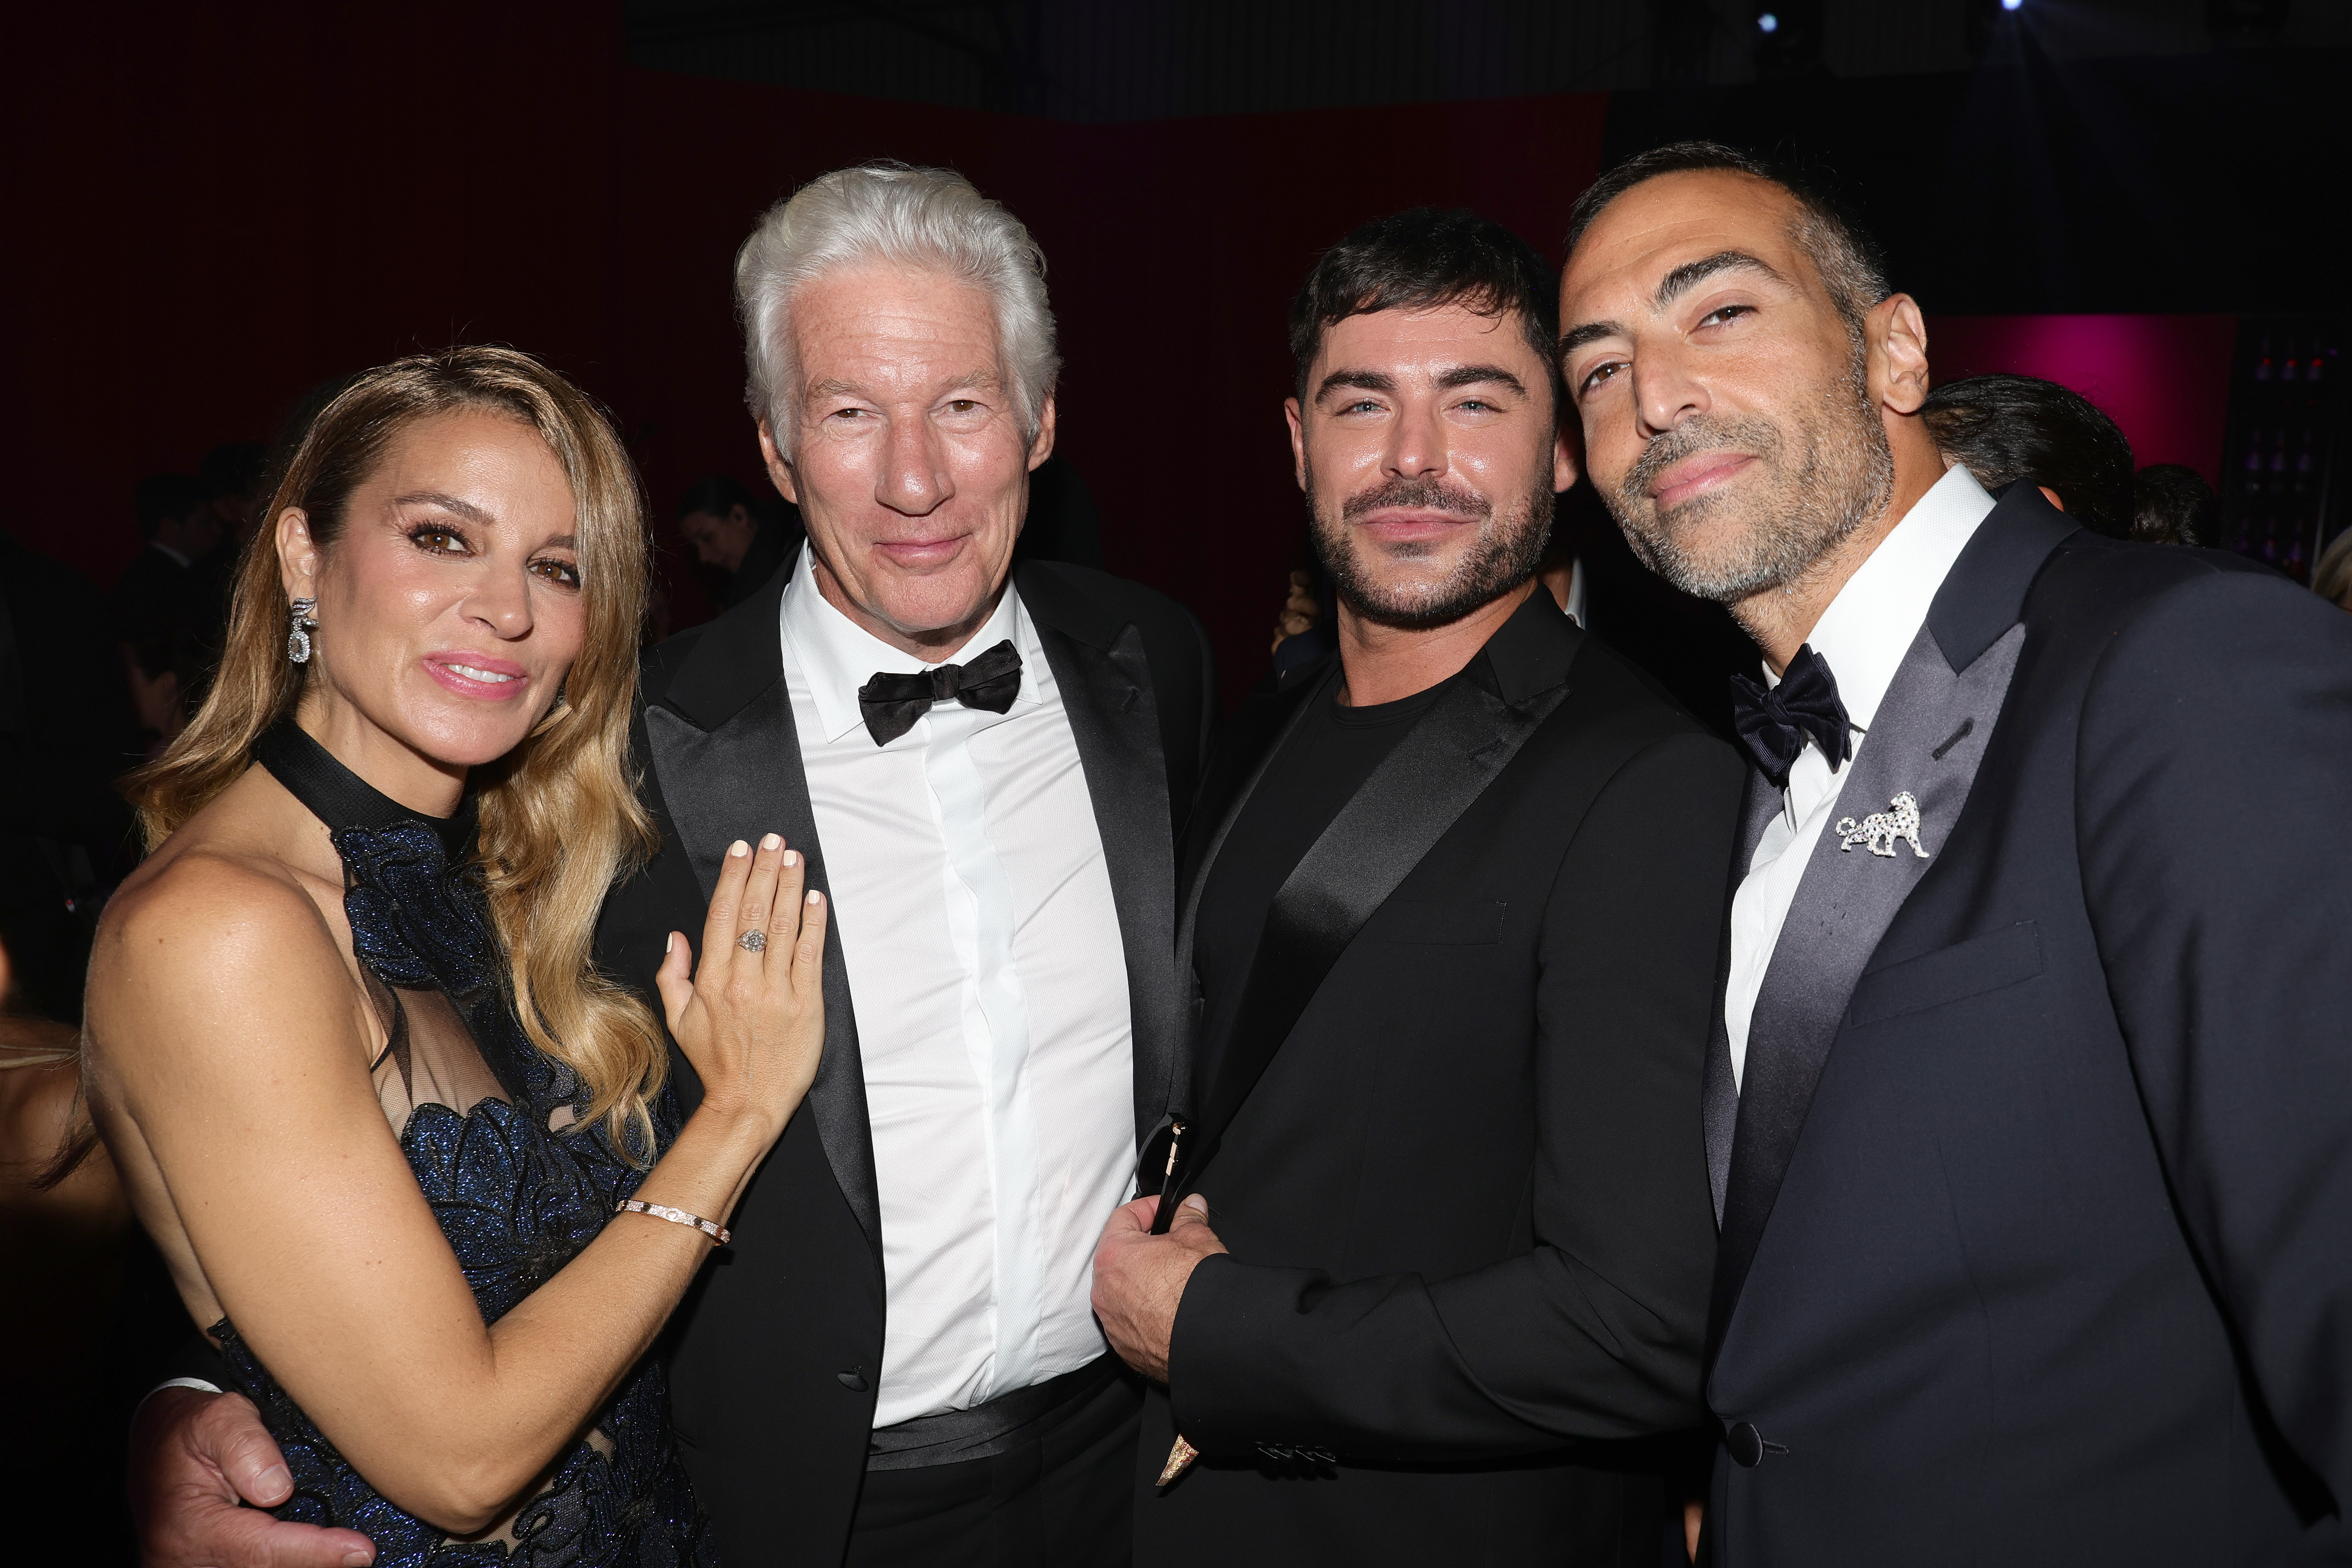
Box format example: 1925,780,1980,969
757,421,801,506
1027,392,1058,472
1552,420,1581,494
1284,397,1309,492
1871,294,1931,417
275,509,318,602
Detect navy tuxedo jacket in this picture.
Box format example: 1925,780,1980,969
1707,486,2352,1565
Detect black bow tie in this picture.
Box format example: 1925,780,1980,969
858,640,1023,746
1728,643,1853,789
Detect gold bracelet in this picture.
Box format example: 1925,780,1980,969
615,1198,730,1246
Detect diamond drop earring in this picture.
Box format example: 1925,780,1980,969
287,597,319,664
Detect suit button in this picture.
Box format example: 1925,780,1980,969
1727,1422,1765,1467
837,1370,869,1392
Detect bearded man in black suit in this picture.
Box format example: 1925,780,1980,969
1091,208,1738,1565
1556,141,2352,1566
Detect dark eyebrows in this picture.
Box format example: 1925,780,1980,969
1435,364,1526,396
1315,368,1397,401
1654,250,1786,310
392,491,495,526
1558,320,1625,357
1314,364,1525,401
1557,251,1790,364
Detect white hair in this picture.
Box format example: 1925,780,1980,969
734,162,1060,460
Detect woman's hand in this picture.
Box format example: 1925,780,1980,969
653,834,827,1144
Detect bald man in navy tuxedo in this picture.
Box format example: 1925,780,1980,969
1558,140,2352,1566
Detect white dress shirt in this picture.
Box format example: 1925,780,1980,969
779,548,1135,1427
1724,464,1997,1090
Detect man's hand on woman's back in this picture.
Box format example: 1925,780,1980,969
132,1387,374,1568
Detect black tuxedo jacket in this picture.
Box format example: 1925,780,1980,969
593,552,1214,1566
1140,592,1740,1566
1704,485,2352,1565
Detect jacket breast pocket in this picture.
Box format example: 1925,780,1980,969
1846,920,2044,1027
1362,898,1508,946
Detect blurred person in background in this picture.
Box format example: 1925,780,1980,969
123,627,206,760
2,529,139,992
677,471,804,609
2312,527,2352,611
1,910,139,1554
112,474,228,653
200,441,271,550
1919,373,2134,537
197,441,273,622
2132,464,2220,548
3,540,149,1559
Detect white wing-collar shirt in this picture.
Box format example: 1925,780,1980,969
778,546,1135,1427
1723,463,1998,1090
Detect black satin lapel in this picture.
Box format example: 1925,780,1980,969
643,677,881,1258
1708,620,2026,1358
1035,620,1182,1152
1181,670,1575,1188
1167,662,1336,1122
1705,770,1782,1225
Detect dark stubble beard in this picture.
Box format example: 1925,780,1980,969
1308,470,1553,630
1602,345,1895,605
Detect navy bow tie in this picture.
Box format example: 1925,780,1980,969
1728,643,1853,789
858,640,1023,746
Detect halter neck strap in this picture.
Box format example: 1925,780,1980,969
251,722,477,860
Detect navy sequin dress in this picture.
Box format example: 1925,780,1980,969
213,723,717,1565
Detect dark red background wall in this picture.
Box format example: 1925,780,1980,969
0,5,2250,706
1,1,1605,707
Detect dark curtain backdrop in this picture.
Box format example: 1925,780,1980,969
1,1,1606,709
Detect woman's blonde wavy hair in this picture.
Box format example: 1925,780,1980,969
129,346,667,1157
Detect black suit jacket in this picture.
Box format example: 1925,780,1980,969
593,551,1215,1566
1705,486,2352,1565
1140,592,1740,1566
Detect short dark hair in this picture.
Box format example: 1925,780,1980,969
133,474,209,539
1289,208,1561,412
676,472,757,522
1564,141,1891,338
2131,463,2219,549
1919,374,2136,539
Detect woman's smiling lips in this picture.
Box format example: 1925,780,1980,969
1649,451,1756,510
422,651,530,701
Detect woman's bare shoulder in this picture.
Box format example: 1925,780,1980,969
90,839,350,1064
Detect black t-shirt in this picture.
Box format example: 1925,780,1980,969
1191,669,1458,1101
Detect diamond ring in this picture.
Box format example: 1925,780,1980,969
736,929,767,953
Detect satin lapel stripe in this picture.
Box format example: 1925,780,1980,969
1706,620,2026,1364
1034,620,1182,1152
643,683,883,1258
1182,672,1575,1187
1705,770,1782,1226
1172,662,1337,1017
